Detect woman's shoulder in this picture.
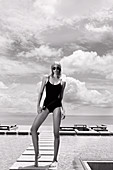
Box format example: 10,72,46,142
42,74,49,83
43,74,49,79
60,74,66,85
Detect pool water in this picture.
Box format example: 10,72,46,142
88,162,113,170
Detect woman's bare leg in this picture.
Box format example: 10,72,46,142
30,109,49,166
53,107,61,162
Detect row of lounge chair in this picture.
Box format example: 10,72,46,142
0,124,109,136
60,124,108,132
0,124,17,130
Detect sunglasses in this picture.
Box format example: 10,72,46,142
52,66,61,71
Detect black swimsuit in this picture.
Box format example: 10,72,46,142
43,77,62,113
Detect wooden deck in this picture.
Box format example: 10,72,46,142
9,131,57,170
9,126,83,170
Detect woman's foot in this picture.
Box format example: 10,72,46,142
34,154,41,167
34,162,38,167
49,161,58,167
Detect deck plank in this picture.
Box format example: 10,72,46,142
17,155,53,162
27,146,54,150
30,143,54,147
22,150,54,155
9,161,51,170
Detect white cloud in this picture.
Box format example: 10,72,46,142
92,7,113,22
0,93,12,107
0,81,8,89
33,0,57,16
0,83,37,113
0,35,13,51
0,76,113,114
85,24,113,33
0,57,32,75
0,0,113,58
0,0,113,115
55,0,112,18
61,50,113,79
17,45,63,59
106,72,113,80
0,57,46,76
65,76,113,107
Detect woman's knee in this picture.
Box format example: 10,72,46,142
30,125,38,134
54,131,60,139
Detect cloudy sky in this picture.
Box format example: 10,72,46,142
0,0,113,116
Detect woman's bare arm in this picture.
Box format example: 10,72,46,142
60,81,66,119
37,75,48,113
60,81,66,101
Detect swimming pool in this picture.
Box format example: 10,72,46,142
82,161,113,170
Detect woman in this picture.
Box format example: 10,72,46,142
31,61,66,167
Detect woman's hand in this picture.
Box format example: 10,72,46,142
37,106,42,114
61,109,66,120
